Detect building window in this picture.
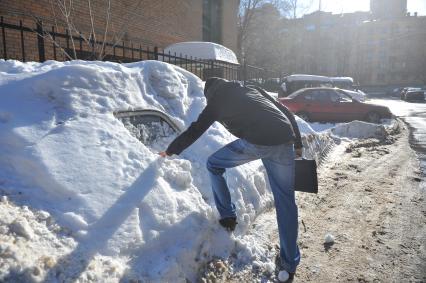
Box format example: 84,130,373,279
203,0,222,43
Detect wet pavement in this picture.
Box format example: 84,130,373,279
371,98,426,176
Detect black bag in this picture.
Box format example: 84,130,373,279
294,158,318,193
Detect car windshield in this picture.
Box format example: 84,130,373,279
115,110,179,150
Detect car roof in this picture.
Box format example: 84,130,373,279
329,77,354,83
284,74,332,82
288,87,355,98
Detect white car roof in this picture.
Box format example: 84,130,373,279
285,74,332,82
163,41,239,64
330,77,354,83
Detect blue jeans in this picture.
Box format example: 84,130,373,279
207,139,300,273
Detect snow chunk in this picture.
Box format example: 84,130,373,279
278,270,290,282
36,210,50,221
331,120,387,139
1,195,8,203
9,218,34,239
324,233,335,244
62,212,88,231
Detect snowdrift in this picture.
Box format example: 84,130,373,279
0,59,330,282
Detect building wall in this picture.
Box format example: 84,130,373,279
371,0,407,19
0,0,238,61
221,0,239,52
282,11,426,86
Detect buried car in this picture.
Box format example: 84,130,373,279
279,87,392,123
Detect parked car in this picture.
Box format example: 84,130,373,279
400,87,422,100
279,87,392,123
404,90,425,102
278,74,333,97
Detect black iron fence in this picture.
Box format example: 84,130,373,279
0,16,279,87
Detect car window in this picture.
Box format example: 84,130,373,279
115,110,179,147
310,90,331,102
329,91,352,102
335,90,354,102
302,91,314,100
329,91,341,102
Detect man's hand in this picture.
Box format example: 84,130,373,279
295,148,303,158
158,151,170,158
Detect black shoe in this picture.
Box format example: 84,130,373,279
219,217,238,232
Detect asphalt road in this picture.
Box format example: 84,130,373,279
371,98,426,176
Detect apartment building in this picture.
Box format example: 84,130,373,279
281,0,426,86
0,0,239,61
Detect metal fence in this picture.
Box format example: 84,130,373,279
1,16,276,86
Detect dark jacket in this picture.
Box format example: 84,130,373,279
166,79,303,155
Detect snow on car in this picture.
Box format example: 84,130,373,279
163,41,239,64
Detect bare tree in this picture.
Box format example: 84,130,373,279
34,0,144,60
238,0,266,61
49,0,78,59
238,0,293,62
284,0,314,19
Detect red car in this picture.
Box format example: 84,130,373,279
279,87,392,123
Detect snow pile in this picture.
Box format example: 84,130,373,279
330,120,388,139
163,41,239,64
295,116,316,135
0,197,128,283
0,59,327,282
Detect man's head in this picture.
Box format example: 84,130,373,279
204,77,228,100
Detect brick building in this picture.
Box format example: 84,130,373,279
371,0,407,19
0,0,239,62
281,3,426,86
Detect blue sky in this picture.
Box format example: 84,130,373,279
302,0,426,16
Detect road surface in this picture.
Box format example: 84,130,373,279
205,98,426,283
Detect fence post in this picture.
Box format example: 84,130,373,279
79,33,83,53
122,40,125,57
52,26,57,60
36,20,45,62
1,17,6,59
209,61,214,80
154,46,158,60
90,33,95,58
19,20,26,62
